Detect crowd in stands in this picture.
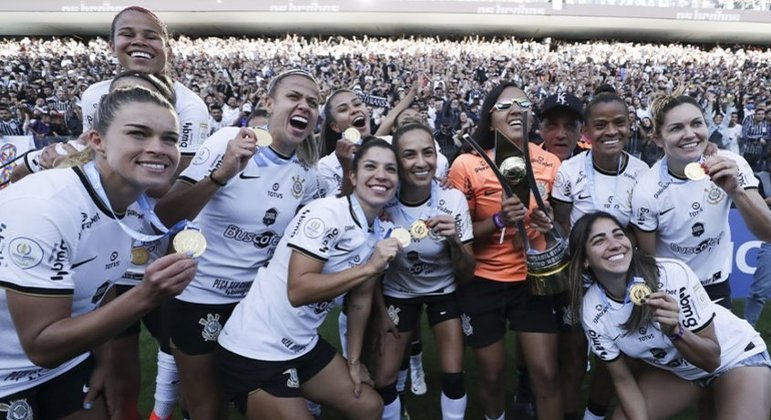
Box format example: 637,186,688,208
1,35,769,170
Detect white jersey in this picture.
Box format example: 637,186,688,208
317,135,449,197
176,127,322,304
0,167,143,397
382,183,473,298
552,151,649,227
582,258,765,381
219,195,376,361
117,197,169,286
630,151,758,286
81,80,209,155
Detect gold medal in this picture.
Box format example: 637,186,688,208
628,282,652,306
389,227,411,248
684,162,707,181
250,127,273,147
173,229,207,258
409,220,429,240
131,247,150,265
343,127,361,143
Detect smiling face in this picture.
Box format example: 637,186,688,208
490,86,532,147
351,144,399,220
584,100,629,162
584,217,633,283
328,91,370,137
92,100,180,194
654,103,708,167
396,127,436,190
541,112,581,162
110,9,168,74
264,74,320,153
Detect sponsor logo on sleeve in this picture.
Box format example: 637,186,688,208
8,238,44,269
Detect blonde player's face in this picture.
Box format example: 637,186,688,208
97,101,180,192
265,75,320,149
655,103,708,165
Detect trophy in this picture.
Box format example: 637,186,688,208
461,111,570,295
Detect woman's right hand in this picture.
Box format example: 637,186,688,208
368,237,401,273
211,128,257,182
139,253,198,306
335,139,359,167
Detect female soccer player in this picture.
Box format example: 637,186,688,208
0,87,196,418
216,139,399,419
154,69,322,419
569,211,770,420
373,123,475,420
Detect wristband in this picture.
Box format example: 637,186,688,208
209,171,227,187
492,212,505,230
668,324,685,341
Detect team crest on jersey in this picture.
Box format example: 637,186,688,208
705,185,725,205
8,237,44,270
291,176,305,199
263,208,278,226
387,305,401,326
461,314,473,336
199,313,223,342
0,399,33,420
283,368,300,389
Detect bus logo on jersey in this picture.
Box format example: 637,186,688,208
8,237,43,270
0,399,33,420
199,313,222,342
691,223,704,238
284,368,299,389
91,281,112,304
291,176,304,199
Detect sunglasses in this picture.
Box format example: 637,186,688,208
490,98,531,112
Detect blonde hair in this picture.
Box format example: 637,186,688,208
648,86,703,138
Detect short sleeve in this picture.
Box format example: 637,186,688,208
671,261,715,333
448,154,477,213
317,155,342,198
582,304,621,363
630,181,658,232
0,199,75,295
178,128,233,184
301,167,324,205
286,202,339,262
451,190,474,244
176,89,211,155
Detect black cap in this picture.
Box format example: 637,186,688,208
542,93,583,122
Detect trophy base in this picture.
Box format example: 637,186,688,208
526,239,571,296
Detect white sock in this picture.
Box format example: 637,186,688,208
396,368,408,393
382,397,401,420
583,409,605,420
484,411,505,420
338,311,348,359
440,392,467,420
306,400,321,416
409,352,424,372
152,349,179,418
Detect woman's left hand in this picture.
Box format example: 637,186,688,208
348,360,375,398
644,291,681,336
704,155,740,195
84,357,109,412
426,214,457,240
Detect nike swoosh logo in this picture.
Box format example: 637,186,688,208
578,194,591,200
71,256,98,269
333,243,352,252
239,173,261,180
660,208,675,215
483,190,496,196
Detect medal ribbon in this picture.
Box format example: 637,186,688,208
349,193,384,243
584,151,623,219
397,180,439,229
83,162,188,243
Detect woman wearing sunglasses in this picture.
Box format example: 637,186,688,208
448,82,563,420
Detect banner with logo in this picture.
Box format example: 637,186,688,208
729,209,764,299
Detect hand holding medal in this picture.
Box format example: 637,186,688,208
628,278,652,306
249,127,274,147
173,229,207,258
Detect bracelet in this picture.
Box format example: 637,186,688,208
209,171,227,187
668,324,685,341
492,212,505,230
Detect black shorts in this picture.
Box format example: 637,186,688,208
0,356,94,419
704,280,732,310
216,338,337,413
456,277,559,348
383,293,460,333
114,284,167,345
162,299,236,356
553,291,582,332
